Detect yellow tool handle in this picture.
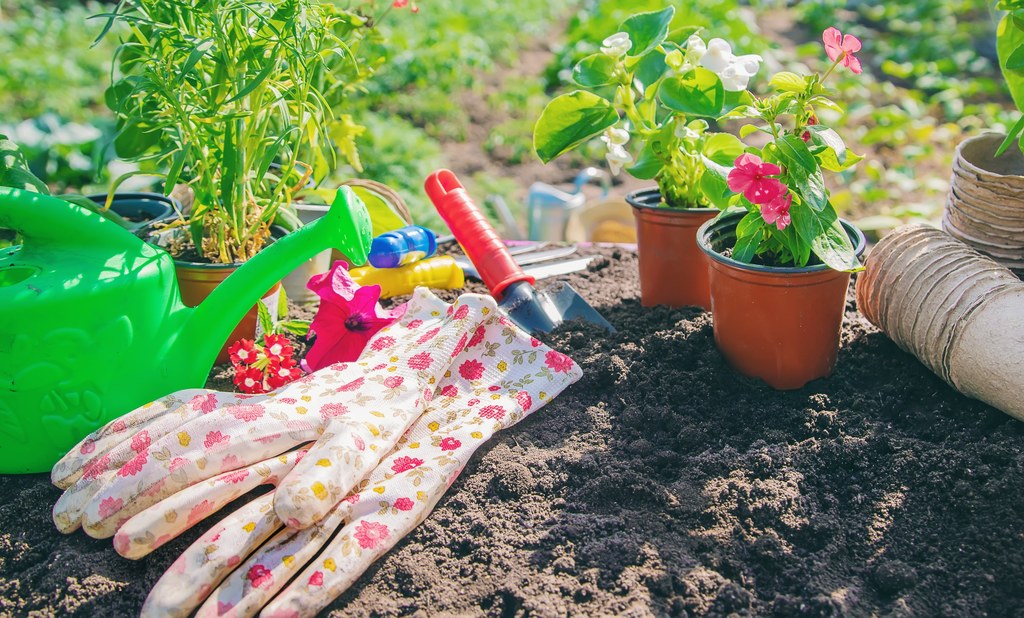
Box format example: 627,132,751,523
349,255,465,298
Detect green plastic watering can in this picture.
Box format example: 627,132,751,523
0,186,372,473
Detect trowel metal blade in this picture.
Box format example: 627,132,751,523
499,280,615,334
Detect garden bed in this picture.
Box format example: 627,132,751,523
2,245,1024,616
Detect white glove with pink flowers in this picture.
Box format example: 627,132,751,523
51,289,582,618
51,289,493,537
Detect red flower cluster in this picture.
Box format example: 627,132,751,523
228,333,303,394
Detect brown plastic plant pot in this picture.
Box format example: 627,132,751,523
175,261,281,365
697,212,866,390
627,188,717,310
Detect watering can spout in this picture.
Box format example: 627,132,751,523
174,186,373,368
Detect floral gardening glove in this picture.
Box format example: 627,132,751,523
138,299,582,618
52,288,491,538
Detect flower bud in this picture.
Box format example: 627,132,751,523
600,32,632,58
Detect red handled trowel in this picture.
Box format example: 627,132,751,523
425,170,614,334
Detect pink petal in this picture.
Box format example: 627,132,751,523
841,33,862,54
845,54,862,74
744,179,786,205
822,27,842,61
754,161,782,176
734,153,763,168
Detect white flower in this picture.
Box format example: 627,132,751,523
700,38,734,74
719,64,751,92
685,35,707,60
600,127,630,147
601,32,632,58
732,53,763,77
674,123,700,140
605,144,634,176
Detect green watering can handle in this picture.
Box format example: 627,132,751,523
178,186,373,367
0,186,142,253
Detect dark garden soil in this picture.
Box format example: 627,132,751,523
3,244,1024,617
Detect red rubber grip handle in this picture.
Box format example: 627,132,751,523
425,169,534,299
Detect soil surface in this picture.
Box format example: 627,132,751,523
3,245,1024,617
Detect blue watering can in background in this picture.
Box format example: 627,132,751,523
527,168,610,242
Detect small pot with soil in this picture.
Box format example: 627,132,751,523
697,212,866,390
87,192,180,238
627,188,717,310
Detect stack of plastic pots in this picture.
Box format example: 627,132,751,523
944,133,1024,277
855,224,1024,421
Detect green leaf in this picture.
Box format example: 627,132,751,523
621,6,675,58
702,133,744,166
347,185,410,237
256,296,274,335
699,168,731,209
572,53,618,88
533,91,619,163
769,71,807,93
997,115,1024,157
807,126,846,161
0,134,49,194
999,13,1024,110
818,148,864,173
790,201,859,271
739,124,761,139
634,49,668,92
277,285,289,319
276,320,311,337
794,168,827,212
1008,41,1024,71
178,38,214,85
732,211,765,264
774,135,818,176
659,68,725,118
625,141,662,180
700,155,732,184
720,90,754,117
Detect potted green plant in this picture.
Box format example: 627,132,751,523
940,1,1024,276
695,25,866,390
100,0,378,359
533,6,755,309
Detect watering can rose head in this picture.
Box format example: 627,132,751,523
533,7,866,272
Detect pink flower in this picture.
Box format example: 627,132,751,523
823,27,862,74
394,497,415,511
130,430,151,453
247,564,274,589
190,393,218,413
222,468,249,484
228,339,259,367
343,493,361,505
479,405,506,420
468,325,486,348
354,435,365,451
336,377,365,392
393,0,408,7
515,391,533,411
187,499,215,527
761,192,793,231
459,359,485,381
439,437,461,451
454,304,470,320
204,430,230,449
452,332,468,358
354,520,390,549
391,456,424,473
98,496,123,519
529,337,541,348
728,154,786,205
417,328,440,344
305,262,407,371
117,452,147,477
228,404,265,422
440,385,458,398
110,419,127,433
408,319,424,329
320,402,349,421
408,352,434,370
169,457,189,472
79,439,96,455
544,350,575,374
308,571,324,587
383,376,404,389
370,335,396,351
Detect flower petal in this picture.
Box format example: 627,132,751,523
845,54,863,74
841,33,862,54
822,26,842,61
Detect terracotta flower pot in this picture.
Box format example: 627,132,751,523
697,213,866,390
175,261,281,364
627,188,717,309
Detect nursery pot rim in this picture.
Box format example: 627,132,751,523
696,212,866,275
625,187,718,214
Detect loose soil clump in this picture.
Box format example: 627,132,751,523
2,246,1024,616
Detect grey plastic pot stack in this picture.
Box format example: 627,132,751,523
855,224,1024,421
944,133,1024,277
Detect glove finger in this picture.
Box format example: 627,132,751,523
194,506,348,618
79,408,317,539
273,414,409,530
140,492,283,618
114,447,310,559
52,388,223,489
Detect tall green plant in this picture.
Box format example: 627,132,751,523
997,0,1024,154
101,0,378,263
